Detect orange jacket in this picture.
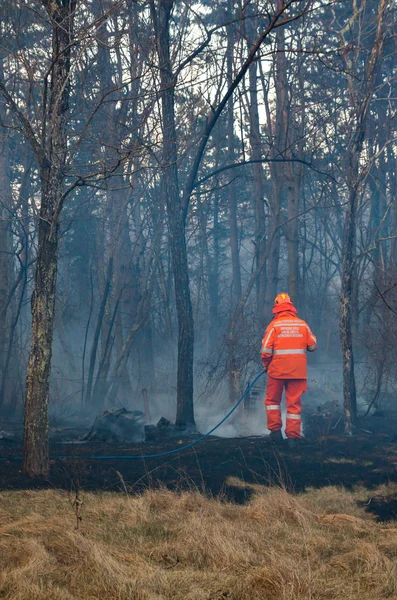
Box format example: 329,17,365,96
261,310,317,379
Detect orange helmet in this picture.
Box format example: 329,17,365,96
274,292,291,306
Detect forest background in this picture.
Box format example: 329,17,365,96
0,0,396,475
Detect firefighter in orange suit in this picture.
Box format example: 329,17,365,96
260,293,317,446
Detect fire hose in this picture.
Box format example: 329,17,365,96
1,370,266,462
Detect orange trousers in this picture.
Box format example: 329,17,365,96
265,376,307,439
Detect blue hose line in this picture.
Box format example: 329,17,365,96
1,370,266,462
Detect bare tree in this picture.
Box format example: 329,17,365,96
0,0,77,476
338,0,389,434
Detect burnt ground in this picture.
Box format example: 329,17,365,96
1,433,397,521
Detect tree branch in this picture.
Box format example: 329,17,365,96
0,78,46,167
374,281,397,316
181,0,313,220
193,158,335,189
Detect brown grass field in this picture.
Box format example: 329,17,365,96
1,481,397,599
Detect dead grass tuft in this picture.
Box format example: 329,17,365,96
0,483,396,599
320,513,370,531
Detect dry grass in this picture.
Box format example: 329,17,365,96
0,482,397,599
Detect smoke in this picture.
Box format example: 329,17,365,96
305,364,343,409
47,344,352,442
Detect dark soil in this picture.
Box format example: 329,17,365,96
1,432,397,520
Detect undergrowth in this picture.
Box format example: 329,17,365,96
0,482,397,599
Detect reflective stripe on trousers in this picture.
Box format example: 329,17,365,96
265,377,306,439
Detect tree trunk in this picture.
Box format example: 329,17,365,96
227,19,242,307
207,125,221,344
226,8,243,406
248,55,266,321
152,0,196,431
284,40,306,307
286,168,299,304
137,322,155,392
23,2,74,477
86,257,113,407
391,149,397,266
262,3,286,321
0,111,12,398
264,228,280,321
338,0,388,434
23,188,61,476
339,186,358,434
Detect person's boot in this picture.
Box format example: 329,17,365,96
269,430,283,444
287,438,301,449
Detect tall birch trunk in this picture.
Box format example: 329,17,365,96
23,1,74,477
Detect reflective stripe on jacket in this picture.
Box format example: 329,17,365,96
261,310,317,379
